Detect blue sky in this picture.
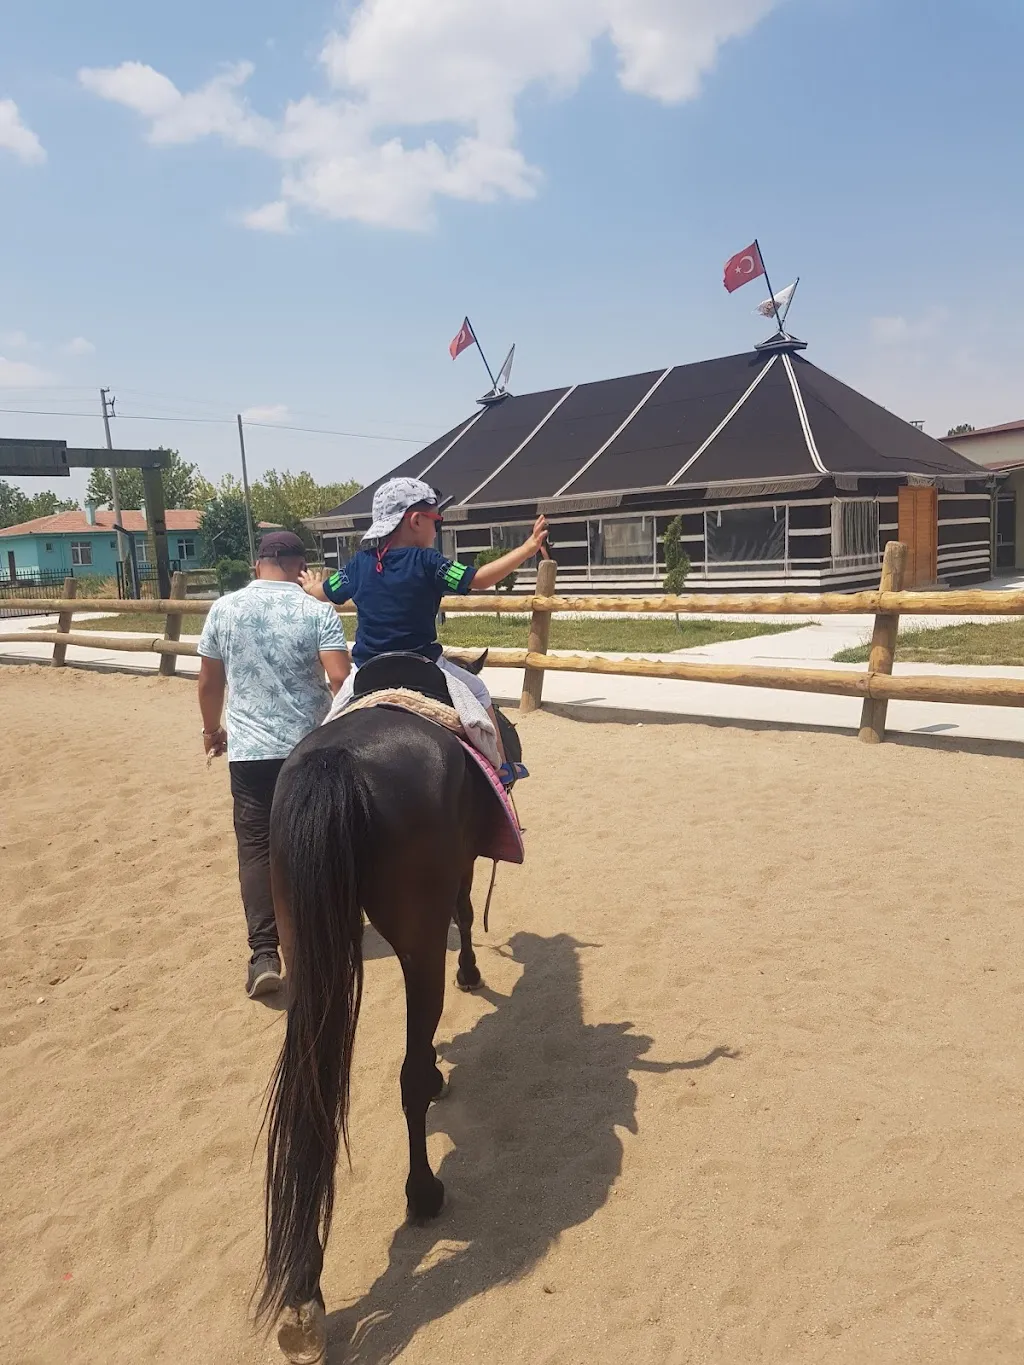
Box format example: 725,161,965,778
2,0,1022,504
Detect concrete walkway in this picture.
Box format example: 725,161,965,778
3,592,1024,747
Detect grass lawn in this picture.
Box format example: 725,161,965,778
834,619,1024,666
47,610,801,654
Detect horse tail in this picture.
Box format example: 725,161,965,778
257,743,370,1327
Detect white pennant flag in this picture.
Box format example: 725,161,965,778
756,279,798,321
494,343,515,391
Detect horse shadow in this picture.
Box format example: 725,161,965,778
325,930,737,1363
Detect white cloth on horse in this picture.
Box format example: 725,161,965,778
324,658,500,768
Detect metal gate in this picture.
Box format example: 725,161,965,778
0,569,67,619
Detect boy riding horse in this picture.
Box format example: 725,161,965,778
300,477,547,783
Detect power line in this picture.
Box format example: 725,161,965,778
0,405,422,443
116,386,440,433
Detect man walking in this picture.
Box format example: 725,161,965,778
197,530,350,998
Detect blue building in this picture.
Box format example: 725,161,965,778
0,507,206,582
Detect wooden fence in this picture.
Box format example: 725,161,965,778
2,546,1024,743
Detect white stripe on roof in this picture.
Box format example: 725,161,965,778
417,410,485,480
459,386,577,505
782,353,829,476
554,368,672,497
666,356,777,486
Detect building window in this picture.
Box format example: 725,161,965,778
831,499,879,567
44,542,53,552
70,541,93,566
321,533,360,569
490,522,537,568
705,506,786,572
135,536,150,564
177,537,197,561
589,516,656,569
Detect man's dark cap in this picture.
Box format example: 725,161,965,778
257,530,306,559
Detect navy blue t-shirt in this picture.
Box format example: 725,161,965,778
323,547,477,666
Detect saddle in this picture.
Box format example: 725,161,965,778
352,651,454,707
351,650,524,778
346,649,526,883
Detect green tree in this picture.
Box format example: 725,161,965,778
946,423,975,437
662,516,691,598
0,480,30,528
0,480,78,528
249,469,361,547
85,449,201,509
28,490,79,518
199,493,252,564
192,474,217,507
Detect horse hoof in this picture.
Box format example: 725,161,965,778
456,971,483,993
406,1178,446,1225
277,1299,326,1364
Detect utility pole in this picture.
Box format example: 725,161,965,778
100,388,134,597
236,414,258,563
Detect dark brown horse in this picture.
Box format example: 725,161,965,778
257,661,520,1362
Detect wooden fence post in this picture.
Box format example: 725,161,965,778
519,557,557,714
858,540,908,744
51,577,77,668
158,571,187,678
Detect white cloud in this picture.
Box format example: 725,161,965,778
0,99,46,165
870,308,947,347
241,403,289,423
79,60,270,147
79,0,780,229
62,336,96,356
0,329,34,350
242,200,292,233
0,356,53,388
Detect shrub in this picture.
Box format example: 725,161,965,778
473,545,518,593
662,517,691,596
216,558,252,594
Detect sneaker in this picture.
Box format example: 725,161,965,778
497,761,529,789
246,952,283,999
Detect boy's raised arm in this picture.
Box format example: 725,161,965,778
471,516,548,591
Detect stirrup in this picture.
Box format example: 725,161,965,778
498,761,529,788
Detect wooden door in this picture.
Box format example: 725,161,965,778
898,485,938,588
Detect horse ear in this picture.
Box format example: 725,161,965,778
462,650,488,675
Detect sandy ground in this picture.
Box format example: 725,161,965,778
2,664,1024,1365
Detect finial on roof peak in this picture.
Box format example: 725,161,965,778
755,331,808,356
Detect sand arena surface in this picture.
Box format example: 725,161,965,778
1,663,1023,1364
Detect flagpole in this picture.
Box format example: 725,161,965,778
780,277,799,327
465,316,498,389
754,240,785,335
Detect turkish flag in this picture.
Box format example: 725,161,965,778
449,317,475,359
723,243,765,293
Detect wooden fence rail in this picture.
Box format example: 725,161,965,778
3,588,1024,617
3,548,1024,743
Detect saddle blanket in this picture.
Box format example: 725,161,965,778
325,663,500,767
326,687,524,866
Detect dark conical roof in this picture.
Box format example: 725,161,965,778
317,348,984,526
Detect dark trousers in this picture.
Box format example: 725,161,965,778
229,759,285,960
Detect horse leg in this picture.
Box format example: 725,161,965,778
276,1258,326,1364
454,872,482,991
399,940,447,1222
